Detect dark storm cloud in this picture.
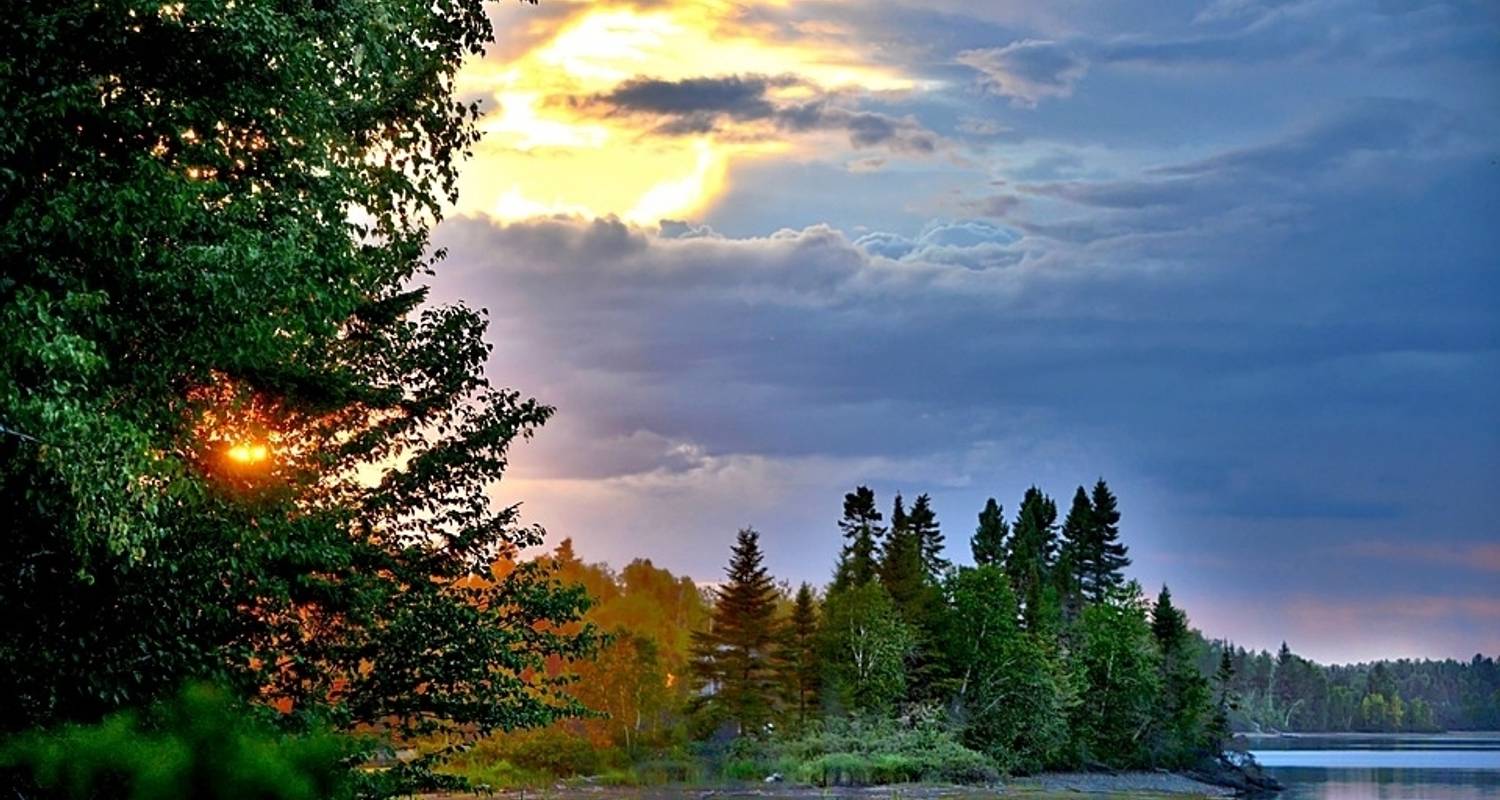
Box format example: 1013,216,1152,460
579,74,944,154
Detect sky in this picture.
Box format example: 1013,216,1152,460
425,0,1500,665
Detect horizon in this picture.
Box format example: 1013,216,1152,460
427,0,1499,667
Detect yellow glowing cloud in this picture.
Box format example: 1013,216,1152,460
448,0,920,225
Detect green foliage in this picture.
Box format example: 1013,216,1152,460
691,528,783,736
1071,586,1162,768
781,583,822,731
751,716,997,786
971,497,1008,566
1,0,598,793
1006,487,1059,630
0,684,355,799
1150,586,1213,767
818,582,914,716
945,566,1069,773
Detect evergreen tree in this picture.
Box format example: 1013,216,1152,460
1210,648,1238,748
1007,487,1058,630
1151,586,1211,766
1057,486,1093,621
879,493,926,617
909,493,950,578
972,498,1008,566
1085,479,1131,602
833,486,885,590
691,529,782,736
782,583,821,731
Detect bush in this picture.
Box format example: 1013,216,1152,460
0,684,357,800
756,714,998,786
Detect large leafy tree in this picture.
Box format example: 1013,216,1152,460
818,582,913,717
1070,585,1161,768
944,565,1068,773
0,0,597,753
690,528,782,736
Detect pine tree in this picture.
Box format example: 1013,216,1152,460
972,498,1008,566
1007,487,1058,629
1210,648,1238,748
1151,585,1211,766
691,528,782,736
1086,479,1131,601
782,583,821,731
879,493,925,614
833,486,885,589
1057,486,1093,620
908,493,950,578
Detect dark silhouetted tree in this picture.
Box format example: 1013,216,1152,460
833,486,885,590
972,498,1008,566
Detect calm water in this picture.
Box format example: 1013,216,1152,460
1248,733,1500,799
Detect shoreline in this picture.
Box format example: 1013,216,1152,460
421,771,1239,799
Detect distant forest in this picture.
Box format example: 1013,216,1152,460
1199,640,1500,733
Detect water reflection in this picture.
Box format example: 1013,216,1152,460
1249,734,1500,799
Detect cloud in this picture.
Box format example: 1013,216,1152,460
1339,541,1500,574
580,74,944,155
957,40,1089,106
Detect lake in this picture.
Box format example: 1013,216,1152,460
1247,733,1500,799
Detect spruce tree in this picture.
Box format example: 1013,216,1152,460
1086,479,1131,602
972,498,1008,566
1057,486,1093,620
833,486,885,589
1006,487,1058,629
691,528,782,736
1210,648,1238,748
1151,586,1211,766
782,583,821,731
879,493,925,614
909,493,950,577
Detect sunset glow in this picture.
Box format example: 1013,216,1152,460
449,1,923,225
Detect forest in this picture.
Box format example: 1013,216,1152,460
446,482,1239,787
1203,641,1500,734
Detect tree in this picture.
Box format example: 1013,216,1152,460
1071,585,1161,768
818,582,914,716
833,486,885,589
690,529,783,736
1007,487,1059,630
909,493,950,578
1085,479,1131,601
1209,649,1238,748
879,492,946,701
782,583,821,731
945,566,1067,773
1150,586,1211,766
1057,486,1093,621
0,0,598,763
972,498,1008,566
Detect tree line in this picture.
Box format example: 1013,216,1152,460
688,481,1233,773
1200,640,1500,733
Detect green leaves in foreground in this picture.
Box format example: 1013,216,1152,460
0,684,357,800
